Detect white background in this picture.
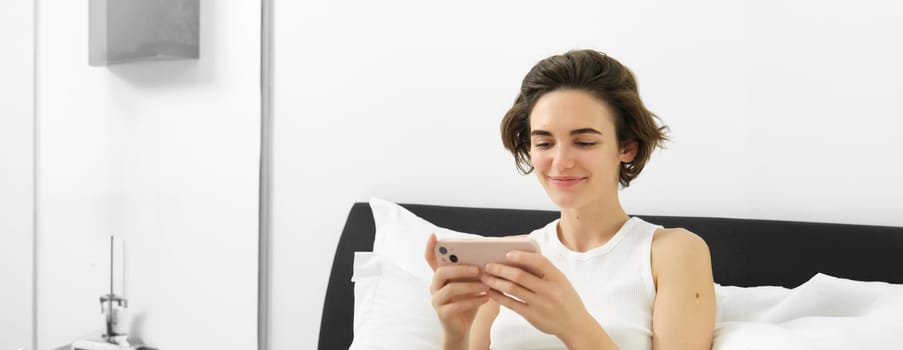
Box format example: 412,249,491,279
0,1,260,349
3,1,902,349
271,0,903,348
0,1,34,349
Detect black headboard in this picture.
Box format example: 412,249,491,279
319,202,903,349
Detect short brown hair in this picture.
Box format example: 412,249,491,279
500,49,669,187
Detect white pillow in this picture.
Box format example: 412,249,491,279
350,252,442,350
349,198,482,350
369,197,481,281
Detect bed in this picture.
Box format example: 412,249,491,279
319,201,903,349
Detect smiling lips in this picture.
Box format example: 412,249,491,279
549,176,586,187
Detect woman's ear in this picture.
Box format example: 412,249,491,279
619,140,638,163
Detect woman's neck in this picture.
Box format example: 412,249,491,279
557,199,630,252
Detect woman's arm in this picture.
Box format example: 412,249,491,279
650,228,716,350
467,299,500,350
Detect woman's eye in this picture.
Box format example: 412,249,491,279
576,142,597,147
533,142,552,149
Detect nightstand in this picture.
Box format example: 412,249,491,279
70,339,154,350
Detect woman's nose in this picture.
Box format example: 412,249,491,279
552,146,575,170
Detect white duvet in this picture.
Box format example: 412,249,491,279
714,273,903,349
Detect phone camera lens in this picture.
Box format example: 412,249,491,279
449,255,458,263
438,246,447,255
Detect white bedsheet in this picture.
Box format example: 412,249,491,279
713,273,903,349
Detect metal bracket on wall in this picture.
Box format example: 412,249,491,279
89,0,199,66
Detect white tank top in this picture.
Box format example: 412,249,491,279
489,217,660,350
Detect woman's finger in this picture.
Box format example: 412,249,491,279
487,289,529,316
432,281,490,306
424,233,439,272
484,262,544,292
480,271,537,305
436,293,491,317
429,265,481,293
505,250,554,279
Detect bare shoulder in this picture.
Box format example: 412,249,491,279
652,227,709,256
650,228,713,282
649,228,716,348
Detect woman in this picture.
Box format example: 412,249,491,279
425,50,715,350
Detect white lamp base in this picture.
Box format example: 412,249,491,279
71,339,144,350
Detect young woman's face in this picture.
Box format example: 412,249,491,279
528,89,636,210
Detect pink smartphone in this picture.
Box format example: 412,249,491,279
435,237,541,280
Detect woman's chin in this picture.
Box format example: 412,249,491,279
548,194,584,209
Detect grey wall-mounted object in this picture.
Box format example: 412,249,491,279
89,0,199,66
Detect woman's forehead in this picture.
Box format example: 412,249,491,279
529,90,616,133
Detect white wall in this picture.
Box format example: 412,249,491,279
35,1,259,349
272,0,903,347
0,1,34,349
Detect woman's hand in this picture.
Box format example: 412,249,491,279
481,251,610,347
425,234,491,348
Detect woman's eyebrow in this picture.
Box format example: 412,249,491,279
570,128,602,135
529,128,603,136
530,130,553,136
